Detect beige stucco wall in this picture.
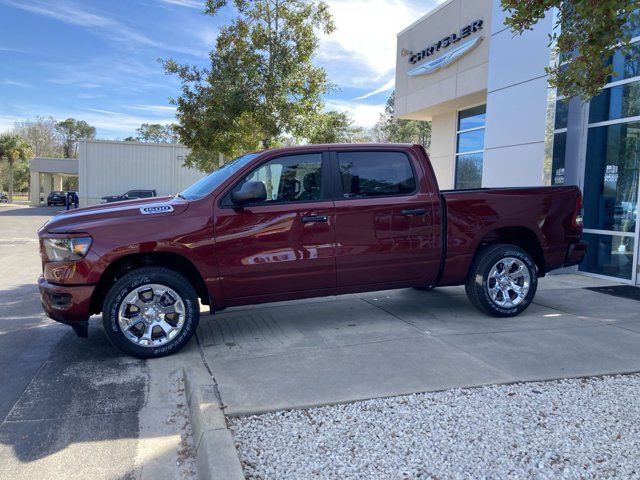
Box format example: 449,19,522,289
428,111,457,189
395,0,492,121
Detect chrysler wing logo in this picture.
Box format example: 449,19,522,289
407,37,483,77
140,205,174,215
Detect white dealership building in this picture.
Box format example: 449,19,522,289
396,0,640,284
30,140,205,207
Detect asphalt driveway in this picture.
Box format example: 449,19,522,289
197,274,640,416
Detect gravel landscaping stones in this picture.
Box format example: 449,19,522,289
229,374,640,479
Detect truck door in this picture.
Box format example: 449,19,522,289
332,149,441,287
213,152,336,299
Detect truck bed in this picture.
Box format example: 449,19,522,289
438,185,583,285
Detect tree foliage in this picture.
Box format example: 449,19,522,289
501,0,640,100
0,134,33,202
376,91,431,149
133,123,178,143
163,0,335,171
13,116,63,157
55,118,96,158
305,111,352,144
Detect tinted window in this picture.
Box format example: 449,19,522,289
180,153,259,200
337,151,416,198
455,153,483,189
551,132,566,185
589,81,640,124
457,104,486,131
228,154,323,204
457,129,485,153
554,99,568,130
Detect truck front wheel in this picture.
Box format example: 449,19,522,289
465,244,538,317
102,266,200,358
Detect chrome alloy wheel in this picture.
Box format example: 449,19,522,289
117,284,186,348
486,257,530,308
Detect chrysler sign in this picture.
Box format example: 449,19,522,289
406,19,483,76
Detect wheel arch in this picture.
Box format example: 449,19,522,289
90,251,210,314
471,226,545,278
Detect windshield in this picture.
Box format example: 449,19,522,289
179,153,260,200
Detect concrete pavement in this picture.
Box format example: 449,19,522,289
197,274,640,416
0,206,196,480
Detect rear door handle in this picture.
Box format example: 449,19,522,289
401,208,426,216
301,215,328,223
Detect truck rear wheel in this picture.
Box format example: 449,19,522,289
102,266,199,358
465,244,537,317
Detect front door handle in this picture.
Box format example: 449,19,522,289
301,215,328,223
401,208,426,216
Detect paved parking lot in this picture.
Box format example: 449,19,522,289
197,274,640,416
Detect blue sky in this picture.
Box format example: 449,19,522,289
0,0,443,139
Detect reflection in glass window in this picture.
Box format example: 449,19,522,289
231,154,323,203
455,154,483,190
337,151,416,198
580,233,635,280
554,100,568,130
589,81,640,123
583,122,640,233
457,129,485,153
455,105,486,189
552,132,566,185
458,105,486,131
608,43,640,82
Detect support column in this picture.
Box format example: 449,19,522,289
42,173,52,201
30,172,41,206
53,174,63,191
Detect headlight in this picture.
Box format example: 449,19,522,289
43,237,92,262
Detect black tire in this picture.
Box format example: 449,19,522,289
102,266,199,358
465,244,538,317
47,202,51,206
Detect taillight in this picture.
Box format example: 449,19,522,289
572,194,583,228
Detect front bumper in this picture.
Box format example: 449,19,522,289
38,276,95,324
563,240,588,267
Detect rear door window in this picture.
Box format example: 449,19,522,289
337,151,416,198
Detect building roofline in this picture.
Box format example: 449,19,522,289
397,0,456,36
79,139,187,148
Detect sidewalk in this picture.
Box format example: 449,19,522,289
196,274,640,416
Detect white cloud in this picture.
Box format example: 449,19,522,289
1,79,32,88
326,100,385,128
157,0,203,8
125,104,177,113
353,78,395,100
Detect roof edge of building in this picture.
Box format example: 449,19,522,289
79,139,187,148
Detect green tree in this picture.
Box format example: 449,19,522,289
163,0,335,171
378,91,431,149
306,111,352,144
135,123,178,143
501,0,640,100
0,134,33,203
55,118,96,158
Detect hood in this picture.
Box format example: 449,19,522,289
42,196,191,233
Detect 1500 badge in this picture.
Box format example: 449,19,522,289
140,205,174,215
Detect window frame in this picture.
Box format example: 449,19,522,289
218,151,332,208
330,149,420,201
454,103,486,190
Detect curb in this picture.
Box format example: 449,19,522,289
180,339,245,480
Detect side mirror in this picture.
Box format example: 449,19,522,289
230,181,267,206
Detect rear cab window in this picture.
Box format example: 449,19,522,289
336,151,417,199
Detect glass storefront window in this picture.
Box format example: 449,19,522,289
455,105,486,190
580,233,635,280
554,100,568,130
458,105,486,131
583,122,640,233
589,81,640,123
457,129,485,153
608,43,640,83
455,153,483,190
552,132,566,185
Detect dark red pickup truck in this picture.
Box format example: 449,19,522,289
38,144,586,358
